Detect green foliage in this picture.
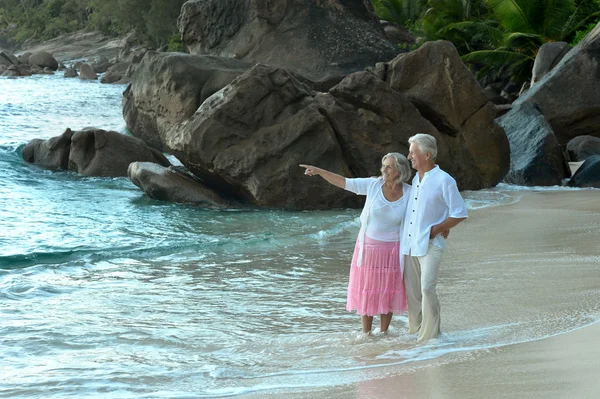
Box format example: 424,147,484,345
167,35,185,53
440,0,600,82
0,0,187,48
571,20,599,45
370,0,427,25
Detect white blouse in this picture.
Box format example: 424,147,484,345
345,177,410,270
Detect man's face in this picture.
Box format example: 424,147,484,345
408,143,428,171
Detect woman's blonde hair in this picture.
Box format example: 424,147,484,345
381,152,411,183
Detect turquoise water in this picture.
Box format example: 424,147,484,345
1,74,599,398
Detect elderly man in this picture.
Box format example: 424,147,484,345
402,133,468,342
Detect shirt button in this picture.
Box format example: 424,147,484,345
414,197,417,200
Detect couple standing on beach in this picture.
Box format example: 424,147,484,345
300,133,468,342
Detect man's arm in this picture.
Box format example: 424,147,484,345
430,217,466,239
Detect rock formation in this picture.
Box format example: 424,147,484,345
124,41,510,209
128,162,234,207
177,0,401,82
23,128,170,177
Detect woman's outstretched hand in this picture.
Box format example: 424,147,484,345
299,165,346,189
300,164,320,176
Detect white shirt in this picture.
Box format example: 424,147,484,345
365,188,405,242
345,177,410,270
401,166,468,257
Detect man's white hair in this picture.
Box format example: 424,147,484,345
408,133,438,161
381,152,411,183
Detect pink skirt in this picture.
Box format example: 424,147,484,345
346,235,407,316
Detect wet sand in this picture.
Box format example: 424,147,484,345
247,189,600,399
337,320,600,399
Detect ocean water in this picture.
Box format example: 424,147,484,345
1,74,599,398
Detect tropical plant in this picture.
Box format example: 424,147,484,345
443,0,600,82
418,0,492,54
571,20,599,45
370,0,427,26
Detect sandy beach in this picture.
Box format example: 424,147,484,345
246,189,600,399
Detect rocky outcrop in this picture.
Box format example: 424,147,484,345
68,129,170,176
23,128,170,177
567,135,600,161
531,42,571,85
313,71,438,179
382,40,510,188
497,102,567,186
64,67,78,78
164,64,361,209
79,64,97,80
178,0,401,82
0,51,18,66
513,22,600,144
22,129,75,170
100,70,121,84
91,56,110,73
123,52,251,151
28,51,59,70
567,155,600,188
123,40,509,208
128,162,233,207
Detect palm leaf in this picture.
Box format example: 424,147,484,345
441,20,506,46
485,0,532,33
504,31,545,50
562,12,600,39
462,49,534,68
539,0,576,39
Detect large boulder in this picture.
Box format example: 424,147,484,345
79,64,97,80
313,71,438,179
128,162,233,207
0,51,18,66
497,102,567,186
383,40,510,188
386,41,489,136
91,56,111,73
566,135,600,161
160,61,508,208
567,155,600,188
164,64,360,209
513,22,600,144
178,0,401,82
100,70,122,84
531,42,571,85
123,52,251,151
17,51,32,64
64,67,78,78
28,51,59,70
22,128,75,170
68,129,171,177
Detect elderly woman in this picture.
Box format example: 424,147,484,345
300,153,412,334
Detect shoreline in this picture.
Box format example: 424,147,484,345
306,319,600,399
245,189,600,399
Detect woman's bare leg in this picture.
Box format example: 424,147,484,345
380,312,393,333
361,315,373,333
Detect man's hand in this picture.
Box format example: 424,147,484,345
430,225,450,239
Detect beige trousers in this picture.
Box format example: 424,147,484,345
404,243,444,342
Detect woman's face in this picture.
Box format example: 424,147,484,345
381,157,400,183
